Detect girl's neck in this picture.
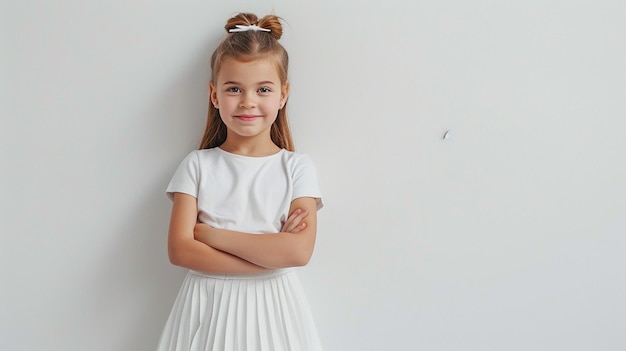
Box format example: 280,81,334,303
219,138,281,157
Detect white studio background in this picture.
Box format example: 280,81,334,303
2,1,625,350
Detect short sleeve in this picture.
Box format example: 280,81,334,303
165,151,200,201
292,154,324,210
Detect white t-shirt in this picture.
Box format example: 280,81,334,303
166,147,323,234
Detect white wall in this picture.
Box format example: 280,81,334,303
2,1,625,350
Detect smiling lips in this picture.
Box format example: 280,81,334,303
235,115,261,122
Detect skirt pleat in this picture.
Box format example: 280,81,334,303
156,269,322,351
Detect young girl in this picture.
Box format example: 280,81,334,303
156,13,324,351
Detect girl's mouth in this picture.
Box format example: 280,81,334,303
235,115,261,122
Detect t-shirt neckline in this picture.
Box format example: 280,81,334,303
216,147,285,160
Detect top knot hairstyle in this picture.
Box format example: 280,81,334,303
225,13,284,40
199,13,293,151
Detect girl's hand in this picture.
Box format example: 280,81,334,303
281,208,309,233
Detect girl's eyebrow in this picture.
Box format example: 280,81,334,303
222,80,276,86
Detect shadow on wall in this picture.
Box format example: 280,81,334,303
88,35,221,349
100,186,184,350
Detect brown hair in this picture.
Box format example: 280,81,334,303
198,13,294,151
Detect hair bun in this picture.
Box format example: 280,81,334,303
225,13,283,40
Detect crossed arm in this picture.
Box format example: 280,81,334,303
167,192,318,274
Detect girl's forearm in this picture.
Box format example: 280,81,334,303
196,226,314,269
168,237,271,274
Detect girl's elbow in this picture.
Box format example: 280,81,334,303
290,246,314,267
168,243,187,267
293,256,311,267
168,248,182,266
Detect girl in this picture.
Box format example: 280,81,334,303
156,13,324,351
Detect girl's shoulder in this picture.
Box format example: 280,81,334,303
280,150,320,177
281,149,316,165
176,148,220,166
192,147,221,157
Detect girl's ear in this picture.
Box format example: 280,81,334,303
280,81,290,108
209,83,219,108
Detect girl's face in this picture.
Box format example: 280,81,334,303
210,58,289,144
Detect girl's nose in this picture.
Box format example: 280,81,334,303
239,93,256,109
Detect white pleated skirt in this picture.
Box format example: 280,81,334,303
156,268,323,351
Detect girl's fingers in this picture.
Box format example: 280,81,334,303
288,222,307,234
282,209,308,233
284,210,301,230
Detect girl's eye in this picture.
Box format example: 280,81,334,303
258,87,271,93
227,87,241,93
